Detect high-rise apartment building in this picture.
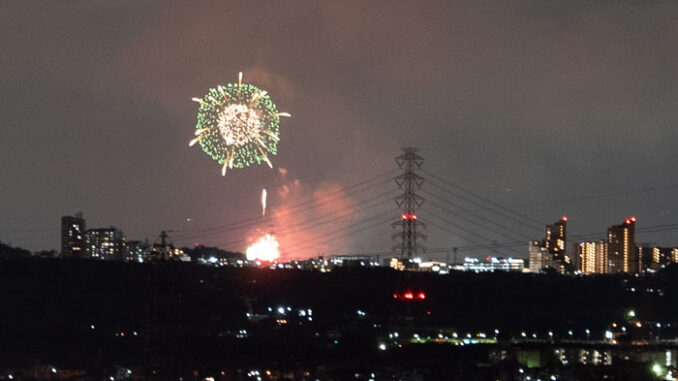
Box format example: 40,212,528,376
637,245,678,271
528,240,551,272
528,217,569,273
607,217,636,273
86,227,126,260
61,213,86,257
577,240,607,274
545,217,568,265
637,245,661,272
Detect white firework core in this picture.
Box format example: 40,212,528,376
246,234,279,262
217,104,263,146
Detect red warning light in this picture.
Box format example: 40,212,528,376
625,219,631,225
394,290,427,301
561,216,568,222
401,214,418,220
630,216,636,222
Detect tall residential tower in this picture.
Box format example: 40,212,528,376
61,213,86,257
607,217,637,273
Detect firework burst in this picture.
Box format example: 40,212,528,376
246,234,280,262
189,72,290,175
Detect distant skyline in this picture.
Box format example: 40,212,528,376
2,1,677,260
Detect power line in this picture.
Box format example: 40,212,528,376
325,221,678,259
422,168,545,228
175,190,393,243
509,184,678,208
173,168,396,240
278,210,394,257
421,189,534,240
424,212,524,256
424,199,528,244
425,176,544,232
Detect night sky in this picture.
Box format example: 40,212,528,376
2,1,677,260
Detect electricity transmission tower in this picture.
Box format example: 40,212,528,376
392,147,427,260
153,230,175,260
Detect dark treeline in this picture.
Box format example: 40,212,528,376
0,258,676,377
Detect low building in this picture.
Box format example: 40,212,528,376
126,239,151,263
463,256,524,272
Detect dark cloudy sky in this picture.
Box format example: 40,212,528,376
2,1,677,260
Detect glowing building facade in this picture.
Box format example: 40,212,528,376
637,245,678,271
463,257,524,272
545,217,568,270
577,240,607,274
528,217,568,272
61,213,86,257
126,240,151,263
86,227,126,260
528,240,551,272
607,217,636,273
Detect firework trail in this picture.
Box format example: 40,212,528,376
261,188,267,217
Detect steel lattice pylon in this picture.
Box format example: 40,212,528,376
392,147,427,259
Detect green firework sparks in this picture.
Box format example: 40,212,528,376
189,72,290,176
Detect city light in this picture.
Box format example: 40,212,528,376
652,363,664,377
